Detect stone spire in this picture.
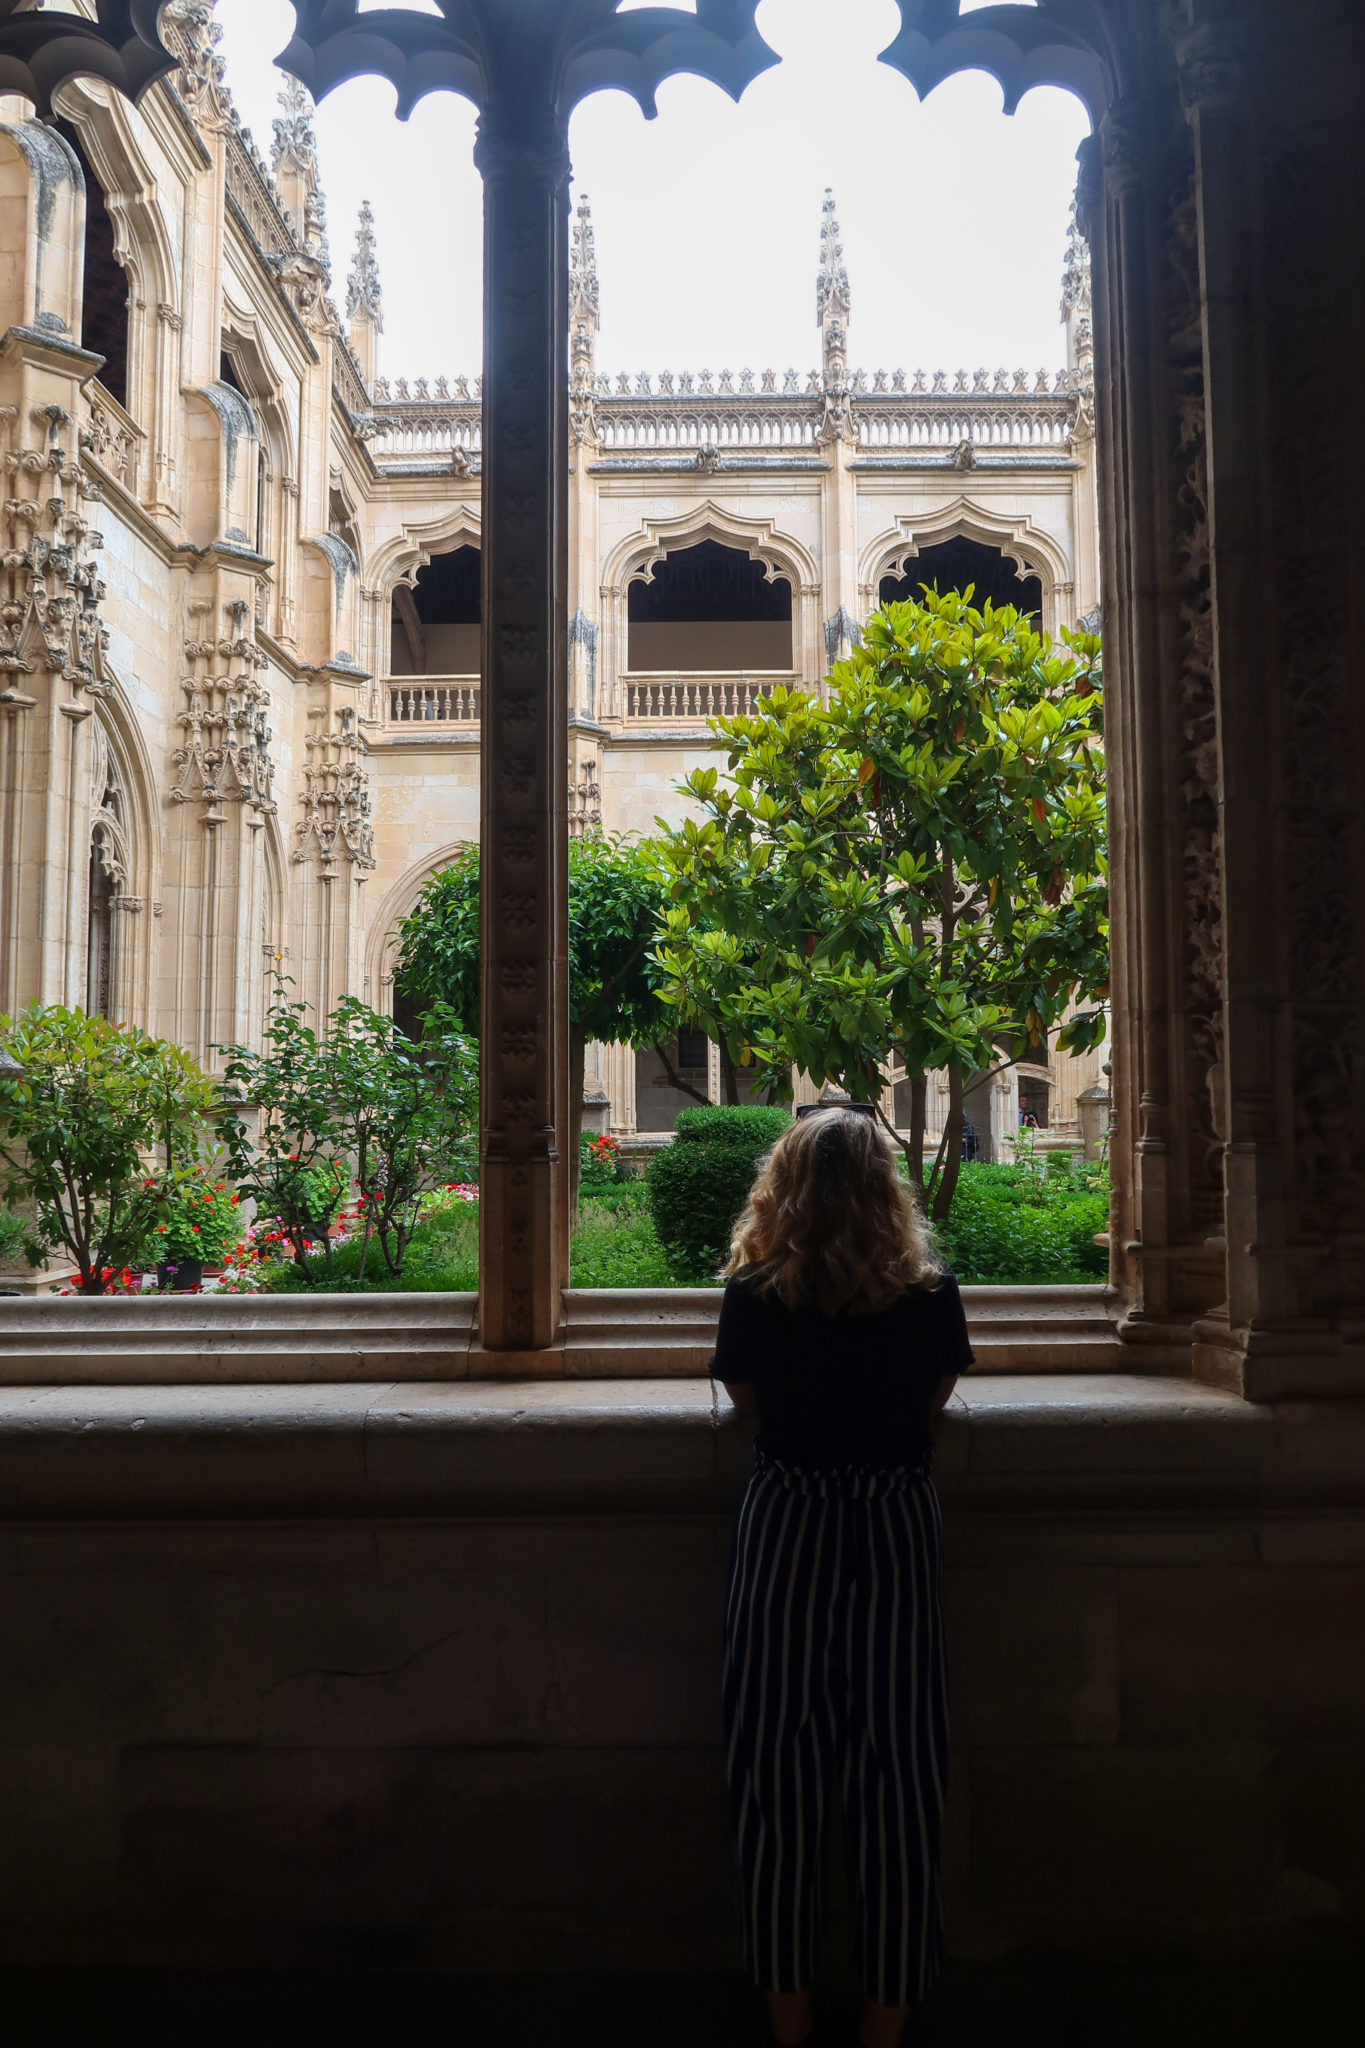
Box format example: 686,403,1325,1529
1060,195,1094,435
346,201,383,389
347,201,383,326
816,187,850,331
570,192,600,332
569,193,600,442
271,75,319,244
816,188,850,437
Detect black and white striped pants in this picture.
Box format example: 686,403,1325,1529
723,1450,949,2006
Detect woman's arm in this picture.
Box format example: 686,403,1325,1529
929,1374,959,1417
721,1380,759,1417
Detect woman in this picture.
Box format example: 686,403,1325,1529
712,1106,972,2048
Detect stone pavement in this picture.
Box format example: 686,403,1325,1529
0,1962,1358,2048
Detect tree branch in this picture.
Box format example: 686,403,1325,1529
652,1040,710,1107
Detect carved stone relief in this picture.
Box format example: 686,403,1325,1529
0,402,109,695
171,597,275,819
1164,163,1225,1222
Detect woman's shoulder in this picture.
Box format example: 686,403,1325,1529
894,1267,963,1311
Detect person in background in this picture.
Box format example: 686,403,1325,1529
711,1105,972,2048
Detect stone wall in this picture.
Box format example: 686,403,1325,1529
1,1377,1360,1970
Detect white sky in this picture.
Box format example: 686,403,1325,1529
215,0,1090,384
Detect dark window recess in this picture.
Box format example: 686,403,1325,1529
406,545,481,626
880,537,1042,621
55,120,128,410
676,1028,709,1070
629,539,791,625
390,545,482,675
1018,1075,1050,1129
220,351,247,395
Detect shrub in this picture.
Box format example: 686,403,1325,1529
0,1005,216,1293
570,1189,672,1287
580,1132,623,1197
931,1161,1108,1284
647,1103,790,1282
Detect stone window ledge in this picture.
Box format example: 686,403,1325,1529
0,1375,1360,1524
0,1284,1124,1385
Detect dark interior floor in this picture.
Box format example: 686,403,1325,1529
0,1961,1360,2048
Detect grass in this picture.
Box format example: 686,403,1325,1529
251,1160,1110,1293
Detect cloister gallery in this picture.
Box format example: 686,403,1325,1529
0,0,1361,2002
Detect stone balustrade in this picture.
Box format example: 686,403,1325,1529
361,379,1080,468
384,676,480,729
622,673,781,722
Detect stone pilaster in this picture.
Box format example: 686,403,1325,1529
473,106,572,1350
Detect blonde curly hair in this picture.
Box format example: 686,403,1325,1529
724,1107,940,1316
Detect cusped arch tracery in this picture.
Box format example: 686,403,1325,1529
859,500,1073,634
602,501,819,600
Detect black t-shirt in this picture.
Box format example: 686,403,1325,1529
709,1269,974,1470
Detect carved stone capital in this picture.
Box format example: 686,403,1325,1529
1176,24,1250,118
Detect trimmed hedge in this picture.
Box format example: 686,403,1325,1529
647,1104,790,1282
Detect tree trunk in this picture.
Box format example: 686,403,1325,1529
932,1065,966,1223
569,1020,586,1222
909,1070,927,1190
718,1040,740,1106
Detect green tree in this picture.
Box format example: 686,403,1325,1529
217,975,348,1284
393,835,673,1205
324,995,477,1280
652,591,1108,1220
0,1005,216,1293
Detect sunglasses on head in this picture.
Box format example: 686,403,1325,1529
795,1101,879,1121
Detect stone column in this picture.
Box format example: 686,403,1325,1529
473,105,571,1350
1179,4,1365,1395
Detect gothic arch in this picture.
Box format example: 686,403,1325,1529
88,676,159,1031
370,507,484,598
601,502,822,697
53,82,180,500
364,837,474,1017
859,501,1074,637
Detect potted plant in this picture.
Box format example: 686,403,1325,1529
144,1170,242,1291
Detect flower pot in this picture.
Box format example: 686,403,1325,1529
157,1258,204,1292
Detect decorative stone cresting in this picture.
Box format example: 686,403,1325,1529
0,402,109,695
171,598,275,821
295,701,375,874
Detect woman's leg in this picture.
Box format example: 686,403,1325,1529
857,1996,910,2048
765,1989,817,2046
840,1475,950,2016
724,1469,841,2027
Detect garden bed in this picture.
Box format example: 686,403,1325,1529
218,1162,1108,1295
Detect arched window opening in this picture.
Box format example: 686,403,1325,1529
628,539,792,672
880,536,1042,621
1018,1070,1051,1131
86,753,125,1021
86,846,116,1020
390,544,481,677
56,120,128,411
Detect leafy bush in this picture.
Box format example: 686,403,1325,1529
931,1160,1108,1284
580,1132,624,1197
0,1005,216,1293
0,1208,29,1270
262,1195,480,1294
647,1103,790,1282
570,1188,672,1287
